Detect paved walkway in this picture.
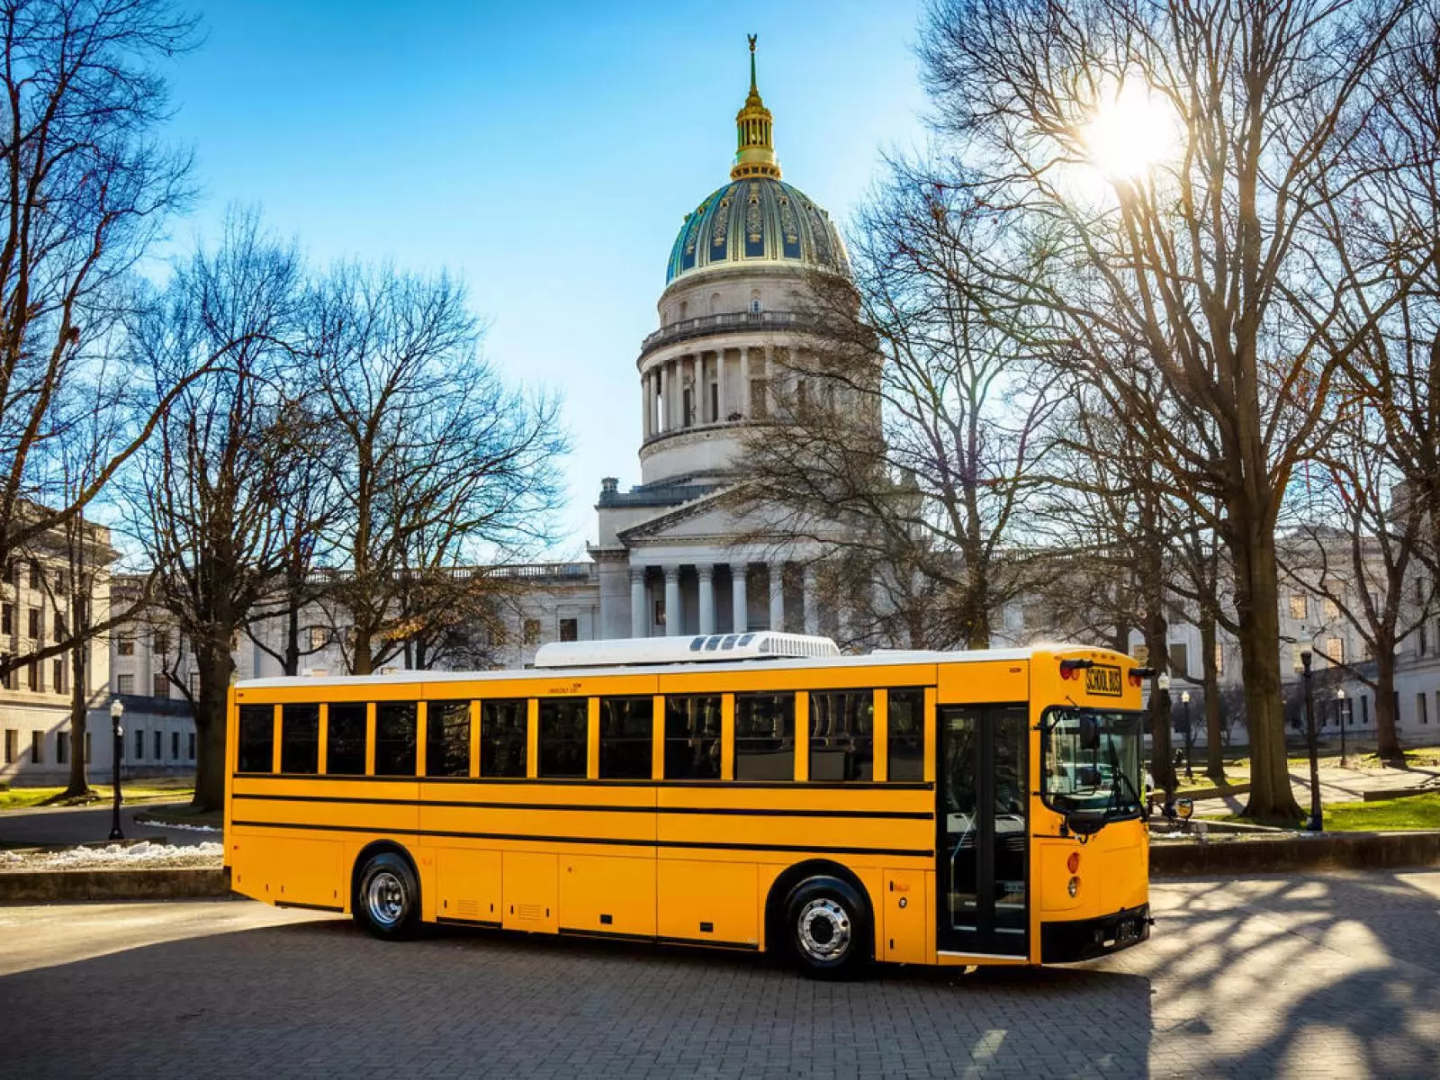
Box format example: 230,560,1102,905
0,802,217,848
1200,761,1440,816
0,871,1435,1078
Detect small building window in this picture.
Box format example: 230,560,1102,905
85,732,92,763
480,700,527,778
236,706,274,773
281,704,320,774
172,731,180,760
117,633,134,657
0,602,10,634
152,673,169,699
734,693,795,780
309,626,329,651
538,698,587,778
598,697,652,780
187,732,195,761
52,658,66,695
26,660,39,691
654,599,666,628
28,607,41,640
1324,638,1344,665
522,618,541,645
326,703,367,775
808,691,874,781
559,618,579,642
887,689,926,782
1289,594,1307,620
1168,643,1189,678
153,630,170,655
664,695,721,780
3,729,14,763
134,728,145,760
116,673,134,695
425,700,471,778
1420,693,1430,725
28,559,41,590
57,732,69,764
153,730,162,760
374,703,418,776
31,730,42,763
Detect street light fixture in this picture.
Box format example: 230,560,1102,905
108,699,124,841
1336,687,1347,767
1181,690,1194,783
1301,649,1322,831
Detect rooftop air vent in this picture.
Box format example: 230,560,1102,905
533,633,841,669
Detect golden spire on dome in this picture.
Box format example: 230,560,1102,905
731,34,781,181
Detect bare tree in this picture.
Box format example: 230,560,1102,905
308,266,566,675
127,212,304,810
739,175,1059,649
0,0,204,690
915,0,1436,822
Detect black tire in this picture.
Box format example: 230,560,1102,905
783,876,870,979
353,851,419,941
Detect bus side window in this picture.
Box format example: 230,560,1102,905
426,700,471,778
809,690,873,781
326,703,367,775
236,704,274,773
663,695,722,779
598,697,652,779
480,700,527,777
538,698,587,778
375,703,418,776
887,689,925,782
734,693,795,780
280,703,320,775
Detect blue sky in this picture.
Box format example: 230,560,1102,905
163,1,928,555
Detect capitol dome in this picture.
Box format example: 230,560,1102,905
665,177,847,283
663,37,847,285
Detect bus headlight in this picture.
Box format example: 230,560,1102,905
1068,876,1080,898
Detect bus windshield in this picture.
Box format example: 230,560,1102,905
1041,708,1144,821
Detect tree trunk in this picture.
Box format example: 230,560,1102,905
1144,612,1176,798
1374,644,1402,764
1200,613,1225,782
62,640,89,798
352,625,374,675
1232,530,1303,823
191,644,235,811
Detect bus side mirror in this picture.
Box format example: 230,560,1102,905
1078,715,1099,751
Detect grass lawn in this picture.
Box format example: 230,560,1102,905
0,781,195,810
1324,792,1440,831
1356,746,1440,769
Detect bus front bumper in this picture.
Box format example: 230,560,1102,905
1041,904,1151,963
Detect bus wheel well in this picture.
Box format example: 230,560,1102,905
764,860,874,960
350,841,418,910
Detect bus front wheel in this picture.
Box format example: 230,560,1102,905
354,852,419,941
784,876,868,979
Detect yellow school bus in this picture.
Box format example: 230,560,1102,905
224,633,1151,977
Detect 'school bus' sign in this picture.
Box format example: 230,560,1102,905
1085,664,1123,697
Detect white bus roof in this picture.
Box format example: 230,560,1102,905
235,641,1116,690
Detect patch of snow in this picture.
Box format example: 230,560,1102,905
134,817,220,832
0,841,223,870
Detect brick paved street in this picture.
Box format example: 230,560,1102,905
1,871,1436,1079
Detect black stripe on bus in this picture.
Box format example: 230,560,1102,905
228,819,933,860
232,773,934,792
274,901,344,913
437,916,503,929
231,792,932,821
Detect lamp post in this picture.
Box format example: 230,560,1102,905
1301,648,1322,831
1337,687,1347,767
1181,690,1194,782
108,699,125,841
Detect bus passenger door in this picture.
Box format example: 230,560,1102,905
937,704,1028,957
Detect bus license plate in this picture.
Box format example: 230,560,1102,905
1085,665,1122,697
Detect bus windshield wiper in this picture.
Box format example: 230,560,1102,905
1107,738,1143,817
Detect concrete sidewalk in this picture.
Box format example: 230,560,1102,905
0,802,217,848
1202,761,1440,814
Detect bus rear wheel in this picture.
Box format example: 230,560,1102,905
354,852,419,941
785,877,868,979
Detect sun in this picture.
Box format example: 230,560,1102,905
1083,80,1179,182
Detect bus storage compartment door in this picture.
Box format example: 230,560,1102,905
882,869,928,964
437,847,502,925
560,854,657,938
271,837,342,909
657,858,758,947
502,851,558,933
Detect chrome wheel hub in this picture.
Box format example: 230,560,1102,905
797,898,851,961
367,870,406,927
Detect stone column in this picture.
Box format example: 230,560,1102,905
630,565,647,638
731,561,748,634
768,561,785,632
697,564,715,635
717,349,728,421
764,345,775,416
657,363,668,432
664,565,682,637
739,346,750,417
641,371,651,439
803,564,818,636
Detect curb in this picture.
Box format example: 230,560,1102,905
1360,787,1438,802
0,866,229,904
1151,830,1440,876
